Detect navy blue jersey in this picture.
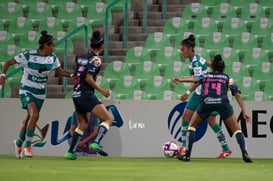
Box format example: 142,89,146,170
73,51,101,97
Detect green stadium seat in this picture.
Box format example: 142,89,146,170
7,17,34,41
251,18,273,46
235,76,260,100
18,31,39,51
252,62,273,90
194,47,210,61
132,90,149,100
154,46,181,73
259,0,273,17
124,46,151,71
163,17,189,44
229,0,256,17
67,17,92,41
0,2,24,22
173,81,193,97
114,75,140,100
38,17,64,34
164,61,188,81
221,47,240,65
0,30,13,44
144,32,171,58
86,2,112,28
103,61,131,88
200,0,226,15
210,3,237,31
144,76,170,100
182,3,208,29
76,0,102,16
27,2,53,26
47,0,73,15
222,18,247,46
53,31,74,55
203,32,230,58
56,2,83,28
156,90,179,100
240,3,265,31
134,61,161,88
262,33,273,61
192,17,218,44
225,61,250,79
242,48,268,67
232,32,258,60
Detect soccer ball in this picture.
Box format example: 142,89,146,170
162,141,179,158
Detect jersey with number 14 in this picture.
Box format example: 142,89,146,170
188,54,207,95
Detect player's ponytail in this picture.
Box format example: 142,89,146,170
212,54,225,73
181,34,195,50
91,31,104,49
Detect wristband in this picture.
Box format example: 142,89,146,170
0,73,6,77
186,90,191,95
70,74,73,78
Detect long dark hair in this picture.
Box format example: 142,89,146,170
90,31,104,49
212,54,225,73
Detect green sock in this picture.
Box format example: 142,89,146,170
16,132,25,147
25,128,35,148
212,124,229,152
181,121,190,147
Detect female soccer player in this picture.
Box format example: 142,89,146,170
172,54,252,163
64,31,113,160
0,30,74,158
177,34,232,158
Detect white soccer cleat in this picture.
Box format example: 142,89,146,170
13,140,23,159
24,147,33,158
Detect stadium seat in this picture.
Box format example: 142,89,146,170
134,61,161,88
132,90,149,100
259,0,273,17
103,61,131,88
114,75,141,99
235,76,260,100
53,31,74,55
181,3,208,29
18,31,39,51
56,2,83,28
261,33,273,61
27,2,53,26
7,17,34,41
240,3,265,31
124,46,151,71
242,48,268,67
156,90,179,100
154,46,182,73
253,91,269,101
144,76,170,100
210,3,237,31
252,62,273,90
38,17,64,35
0,2,24,22
164,61,188,82
173,81,193,97
144,32,171,58
200,0,226,16
192,17,218,45
163,17,189,44
229,0,256,17
67,17,92,41
251,18,273,46
203,32,230,58
86,2,112,28
232,32,258,60
0,30,14,45
221,18,247,46
220,47,240,64
225,62,250,79
47,0,73,15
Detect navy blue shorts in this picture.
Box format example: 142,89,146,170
73,94,102,113
196,102,234,120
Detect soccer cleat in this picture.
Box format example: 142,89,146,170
64,152,78,160
242,151,253,163
178,147,186,155
89,142,108,157
24,147,33,158
13,140,23,159
217,150,232,159
177,153,190,162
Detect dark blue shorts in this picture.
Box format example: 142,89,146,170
73,94,102,113
196,102,234,120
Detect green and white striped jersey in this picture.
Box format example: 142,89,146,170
188,54,207,95
15,49,61,99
